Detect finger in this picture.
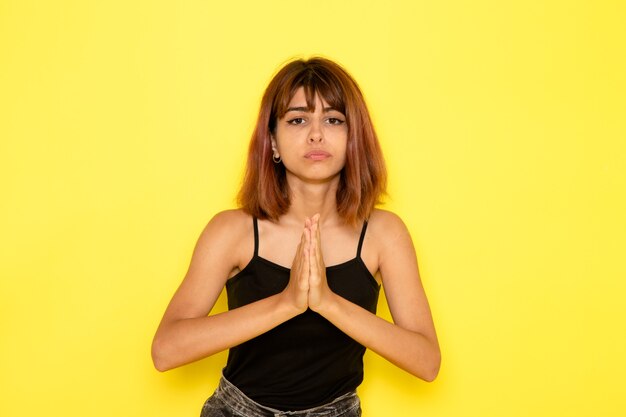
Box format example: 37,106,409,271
309,223,317,262
310,216,317,238
310,233,319,281
304,225,312,265
310,215,317,239
293,229,306,269
305,224,312,252
316,216,321,239
294,227,309,287
303,234,310,264
309,231,319,278
301,245,310,288
313,220,324,269
302,229,312,281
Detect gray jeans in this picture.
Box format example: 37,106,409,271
200,375,362,417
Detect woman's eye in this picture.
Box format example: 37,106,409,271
327,118,345,125
287,118,306,125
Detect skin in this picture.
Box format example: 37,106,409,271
151,88,441,382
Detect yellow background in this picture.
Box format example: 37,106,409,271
1,1,625,416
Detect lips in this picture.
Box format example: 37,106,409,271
305,150,331,160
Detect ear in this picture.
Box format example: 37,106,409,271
270,135,278,152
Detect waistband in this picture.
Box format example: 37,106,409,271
209,373,361,417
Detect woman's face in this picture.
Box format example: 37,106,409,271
271,87,348,185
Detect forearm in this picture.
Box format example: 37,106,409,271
316,294,441,381
152,293,299,372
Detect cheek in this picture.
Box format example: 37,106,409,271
276,139,294,156
274,128,303,152
337,135,348,159
339,149,348,167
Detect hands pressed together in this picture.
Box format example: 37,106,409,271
282,214,334,314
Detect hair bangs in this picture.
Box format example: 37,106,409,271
273,68,347,123
301,71,346,116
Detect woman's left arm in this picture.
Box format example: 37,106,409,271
309,211,441,382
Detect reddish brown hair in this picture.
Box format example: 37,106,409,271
237,57,387,225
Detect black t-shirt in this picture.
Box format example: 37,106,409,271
222,218,380,410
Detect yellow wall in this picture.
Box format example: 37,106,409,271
1,1,625,416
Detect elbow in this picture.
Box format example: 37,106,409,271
422,349,441,382
152,356,170,373
421,365,440,383
151,336,175,372
413,348,441,382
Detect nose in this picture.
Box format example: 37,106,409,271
308,121,323,143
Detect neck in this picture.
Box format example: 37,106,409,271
281,174,342,227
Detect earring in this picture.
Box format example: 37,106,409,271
272,154,282,164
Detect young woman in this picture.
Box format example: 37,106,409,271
152,57,440,417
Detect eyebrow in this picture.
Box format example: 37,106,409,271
285,106,341,113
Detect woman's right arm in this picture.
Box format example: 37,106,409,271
151,210,308,372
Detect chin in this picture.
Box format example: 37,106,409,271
288,170,341,185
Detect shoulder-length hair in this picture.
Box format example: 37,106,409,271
237,57,387,226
